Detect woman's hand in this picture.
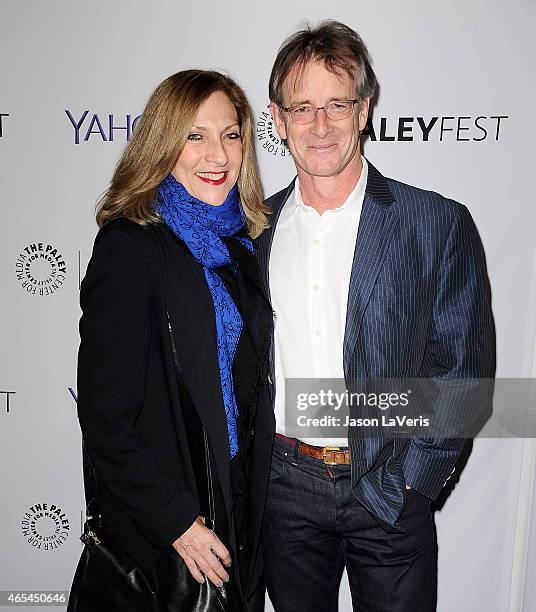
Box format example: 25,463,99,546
172,516,232,587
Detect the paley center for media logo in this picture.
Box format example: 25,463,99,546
256,109,292,158
21,502,70,551
15,243,67,296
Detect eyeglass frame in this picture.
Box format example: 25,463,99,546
279,98,361,124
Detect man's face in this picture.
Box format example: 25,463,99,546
271,59,369,178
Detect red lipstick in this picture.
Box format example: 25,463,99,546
196,172,228,185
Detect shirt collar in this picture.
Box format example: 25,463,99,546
279,156,368,225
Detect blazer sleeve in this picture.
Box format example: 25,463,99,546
77,225,199,548
402,203,495,499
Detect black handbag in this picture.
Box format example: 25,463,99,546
67,309,247,612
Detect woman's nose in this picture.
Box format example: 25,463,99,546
205,140,228,166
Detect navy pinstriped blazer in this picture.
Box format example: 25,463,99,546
255,161,495,528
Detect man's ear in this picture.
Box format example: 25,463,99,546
270,102,287,141
357,97,370,133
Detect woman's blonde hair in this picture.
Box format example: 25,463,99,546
96,70,268,237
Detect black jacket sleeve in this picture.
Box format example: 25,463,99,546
77,224,199,548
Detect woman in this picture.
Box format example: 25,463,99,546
74,70,274,610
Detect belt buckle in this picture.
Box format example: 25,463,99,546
322,446,343,466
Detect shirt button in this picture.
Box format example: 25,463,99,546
313,284,320,291
315,329,322,336
313,239,321,246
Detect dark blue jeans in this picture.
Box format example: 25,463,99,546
262,439,437,612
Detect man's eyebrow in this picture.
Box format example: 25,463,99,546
286,99,313,106
287,96,351,105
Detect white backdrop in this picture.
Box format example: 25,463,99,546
1,1,536,610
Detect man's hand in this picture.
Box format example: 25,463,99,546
172,516,232,587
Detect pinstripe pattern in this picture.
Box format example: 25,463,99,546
255,161,495,527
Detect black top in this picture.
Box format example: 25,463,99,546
77,218,274,597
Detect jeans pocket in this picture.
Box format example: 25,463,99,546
401,487,433,529
268,450,286,481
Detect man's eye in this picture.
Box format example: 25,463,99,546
330,102,348,110
293,106,311,114
187,133,202,141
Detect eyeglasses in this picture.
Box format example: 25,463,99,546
281,99,360,124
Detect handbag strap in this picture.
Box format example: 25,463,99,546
82,439,101,520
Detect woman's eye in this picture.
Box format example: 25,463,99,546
226,132,241,140
187,133,202,141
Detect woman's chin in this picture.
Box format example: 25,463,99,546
192,185,232,206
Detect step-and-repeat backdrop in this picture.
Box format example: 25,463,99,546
1,1,536,610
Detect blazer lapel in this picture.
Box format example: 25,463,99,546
256,179,296,302
161,230,233,516
343,163,397,373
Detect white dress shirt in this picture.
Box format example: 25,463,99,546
269,157,368,446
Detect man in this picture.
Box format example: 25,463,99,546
256,20,495,612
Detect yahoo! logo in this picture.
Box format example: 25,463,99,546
66,110,141,145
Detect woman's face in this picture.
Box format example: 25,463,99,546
172,91,243,205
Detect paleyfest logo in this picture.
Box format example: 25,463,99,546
365,114,508,142
0,390,15,413
256,105,508,156
15,243,67,296
0,113,9,137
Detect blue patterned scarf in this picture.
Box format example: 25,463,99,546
157,174,252,458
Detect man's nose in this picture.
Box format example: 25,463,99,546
311,107,332,138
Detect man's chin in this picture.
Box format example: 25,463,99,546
297,152,361,179
300,164,346,178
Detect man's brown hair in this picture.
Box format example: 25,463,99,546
269,20,377,107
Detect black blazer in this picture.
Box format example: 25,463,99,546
77,218,274,597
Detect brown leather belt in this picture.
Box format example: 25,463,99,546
275,433,351,465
